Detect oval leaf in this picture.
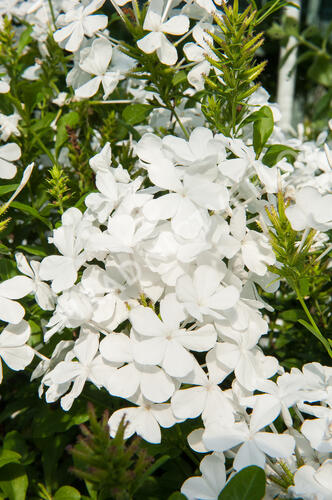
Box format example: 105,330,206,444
54,486,81,500
218,466,266,500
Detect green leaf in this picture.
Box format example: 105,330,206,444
307,55,332,87
55,112,80,154
0,184,19,197
10,201,52,229
242,106,274,157
218,466,266,500
16,245,47,257
253,107,274,157
54,486,81,500
3,432,29,464
0,243,11,255
122,103,152,126
0,450,21,469
17,26,33,56
262,144,298,167
31,112,57,133
0,464,28,500
168,493,186,500
298,319,319,337
172,71,187,86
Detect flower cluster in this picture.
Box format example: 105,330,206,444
0,0,331,498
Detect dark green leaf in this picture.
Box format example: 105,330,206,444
172,71,187,86
242,106,274,157
0,184,19,197
122,103,152,126
0,464,28,500
168,493,186,500
0,450,21,469
16,245,47,257
10,201,52,229
54,486,81,500
218,466,266,500
262,144,298,167
252,106,274,157
307,55,332,87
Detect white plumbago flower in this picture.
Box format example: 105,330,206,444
15,253,55,311
176,265,239,323
300,406,332,453
203,397,295,471
53,0,108,52
137,0,189,66
75,38,135,99
108,393,178,444
285,186,332,232
171,349,234,425
39,208,88,293
230,206,276,276
0,142,21,179
183,23,217,92
0,276,34,324
0,320,34,382
130,294,217,378
214,326,278,391
0,112,21,141
49,329,115,410
288,459,332,500
181,453,226,500
44,287,94,341
100,332,176,403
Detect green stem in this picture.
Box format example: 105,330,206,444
47,0,56,28
295,286,332,358
172,107,189,139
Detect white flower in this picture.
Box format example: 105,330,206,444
0,276,33,324
285,186,332,232
0,112,21,141
130,294,217,378
15,253,55,311
75,38,135,99
0,321,34,382
288,460,332,500
108,394,177,444
49,330,114,410
0,142,21,179
39,208,87,293
54,0,107,52
176,265,239,322
203,398,295,471
181,453,226,500
137,0,189,65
